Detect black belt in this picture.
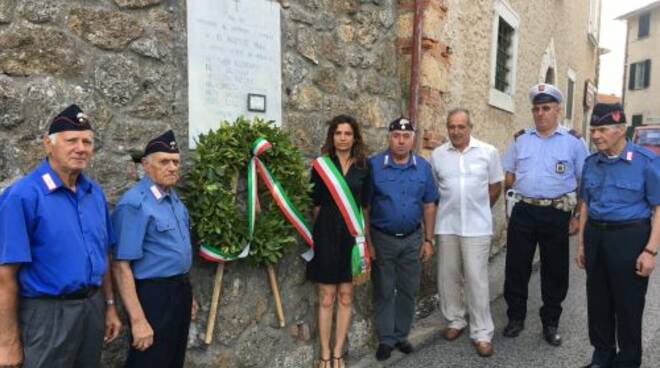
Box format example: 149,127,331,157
136,273,189,285
372,224,421,238
588,219,650,231
32,286,99,300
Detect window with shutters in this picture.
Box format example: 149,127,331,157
495,19,514,92
488,0,519,113
565,69,576,124
638,12,650,39
629,60,652,90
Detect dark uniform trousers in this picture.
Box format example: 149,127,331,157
125,275,192,368
504,202,570,327
585,221,651,368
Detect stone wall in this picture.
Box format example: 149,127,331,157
0,1,406,367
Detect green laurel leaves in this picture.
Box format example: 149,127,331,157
184,116,312,265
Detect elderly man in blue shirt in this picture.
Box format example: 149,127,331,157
0,104,121,368
577,103,660,368
112,130,196,368
369,118,438,361
501,83,589,346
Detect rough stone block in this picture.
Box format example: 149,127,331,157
0,25,85,76
18,0,61,24
0,0,14,24
113,0,163,9
128,90,168,119
68,7,143,50
0,76,23,130
129,36,169,60
288,83,323,112
420,53,449,92
94,55,142,106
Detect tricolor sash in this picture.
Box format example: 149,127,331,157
312,156,370,280
200,138,314,262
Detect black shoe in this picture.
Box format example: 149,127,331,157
395,340,414,354
542,326,562,346
376,344,393,361
581,364,603,368
502,320,524,337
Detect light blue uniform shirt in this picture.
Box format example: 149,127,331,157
369,151,439,234
501,126,589,198
580,142,659,222
0,160,114,297
112,176,192,280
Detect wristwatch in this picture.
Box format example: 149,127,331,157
105,298,116,306
425,238,434,245
643,248,658,257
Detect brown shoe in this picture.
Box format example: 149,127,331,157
442,327,464,341
475,341,494,357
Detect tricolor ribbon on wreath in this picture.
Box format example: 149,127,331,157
312,156,371,281
199,138,314,262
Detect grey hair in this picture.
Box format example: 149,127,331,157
48,133,58,144
446,108,473,127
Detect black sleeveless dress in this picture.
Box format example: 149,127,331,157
306,156,372,284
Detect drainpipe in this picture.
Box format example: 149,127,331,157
408,0,424,127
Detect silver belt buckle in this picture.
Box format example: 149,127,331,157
395,233,404,237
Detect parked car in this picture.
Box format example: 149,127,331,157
633,125,660,155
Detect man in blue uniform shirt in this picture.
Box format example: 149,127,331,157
112,130,197,368
501,83,589,345
369,117,438,361
0,104,121,368
577,103,660,368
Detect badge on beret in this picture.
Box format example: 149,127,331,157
555,161,566,174
144,130,180,156
388,117,416,132
48,104,93,134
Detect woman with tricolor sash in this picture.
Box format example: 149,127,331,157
308,115,373,368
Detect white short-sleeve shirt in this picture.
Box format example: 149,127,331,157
430,136,504,236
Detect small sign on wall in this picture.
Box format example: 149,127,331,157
187,0,282,149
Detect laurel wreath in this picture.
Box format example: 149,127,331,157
183,117,312,265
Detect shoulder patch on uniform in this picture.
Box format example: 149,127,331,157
513,129,526,140
117,188,146,209
636,145,656,160
568,129,583,139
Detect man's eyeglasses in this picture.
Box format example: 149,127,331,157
531,105,553,113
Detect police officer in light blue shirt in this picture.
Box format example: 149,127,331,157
500,83,589,346
369,117,439,361
577,103,660,368
112,130,195,368
0,104,121,368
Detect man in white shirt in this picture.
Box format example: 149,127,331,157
430,109,504,357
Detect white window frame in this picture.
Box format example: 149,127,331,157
587,0,600,46
564,68,577,127
488,0,520,113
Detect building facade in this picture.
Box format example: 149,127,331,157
618,0,660,127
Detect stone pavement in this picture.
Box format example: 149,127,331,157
352,239,660,368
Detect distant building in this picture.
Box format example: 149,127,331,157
617,0,660,127
596,93,622,104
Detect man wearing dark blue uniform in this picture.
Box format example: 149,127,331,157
501,83,589,345
369,118,438,361
0,104,121,368
577,103,660,368
112,130,196,368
